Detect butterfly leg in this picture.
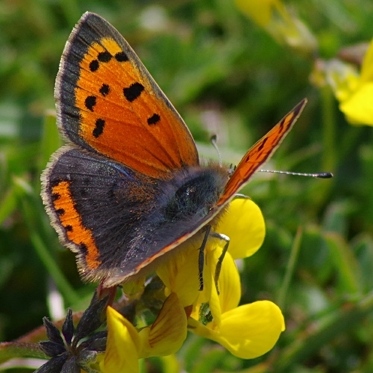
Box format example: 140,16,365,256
198,225,212,291
210,232,230,294
97,281,117,305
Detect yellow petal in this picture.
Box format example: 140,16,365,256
235,0,280,27
100,307,140,373
156,243,200,307
360,39,373,82
215,250,241,313
192,301,285,359
340,83,373,125
235,0,317,54
218,198,265,259
322,59,360,102
218,301,285,359
139,293,187,358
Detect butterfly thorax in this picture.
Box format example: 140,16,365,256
162,164,229,224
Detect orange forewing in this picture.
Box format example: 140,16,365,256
217,99,307,206
59,14,199,178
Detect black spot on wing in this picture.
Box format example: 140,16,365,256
147,113,160,125
89,60,99,72
98,51,112,62
85,96,97,111
258,137,268,151
51,179,62,188
99,84,110,96
93,119,105,138
80,243,88,255
52,193,60,202
115,52,129,62
56,208,65,216
123,83,144,102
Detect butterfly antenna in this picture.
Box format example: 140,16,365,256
210,135,222,167
259,170,333,178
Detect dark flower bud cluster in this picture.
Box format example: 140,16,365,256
36,293,108,373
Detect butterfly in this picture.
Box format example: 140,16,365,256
41,12,306,288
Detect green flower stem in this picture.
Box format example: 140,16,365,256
0,342,47,365
139,358,146,373
325,232,360,295
29,228,80,305
17,186,80,305
320,86,337,173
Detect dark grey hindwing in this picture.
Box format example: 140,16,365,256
43,146,228,283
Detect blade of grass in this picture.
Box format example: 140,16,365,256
277,227,303,309
275,291,373,372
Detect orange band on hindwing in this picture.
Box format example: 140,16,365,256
51,181,101,269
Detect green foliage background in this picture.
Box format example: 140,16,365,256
1,0,373,372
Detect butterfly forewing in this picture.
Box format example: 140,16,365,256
56,12,199,179
217,99,307,206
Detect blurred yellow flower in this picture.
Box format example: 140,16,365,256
315,39,373,125
338,40,373,125
235,0,282,27
235,0,317,56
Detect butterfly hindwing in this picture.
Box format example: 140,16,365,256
42,146,228,286
42,145,181,284
56,12,199,179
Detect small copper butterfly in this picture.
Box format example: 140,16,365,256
41,12,306,288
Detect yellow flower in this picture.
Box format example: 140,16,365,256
235,0,281,27
235,0,317,55
100,293,187,373
336,40,373,125
190,219,284,359
102,198,283,366
157,198,284,359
